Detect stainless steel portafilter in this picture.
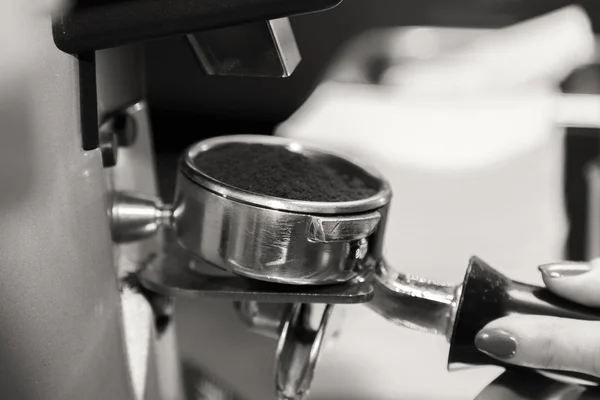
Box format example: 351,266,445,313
111,135,391,286
109,134,392,400
173,135,392,286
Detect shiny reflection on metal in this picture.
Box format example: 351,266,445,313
100,112,137,148
98,109,138,168
174,134,391,285
187,18,301,78
475,369,590,400
137,244,374,304
181,135,391,215
234,301,286,340
368,260,459,338
174,173,380,285
234,301,346,345
307,213,380,243
99,121,119,168
276,304,334,400
110,191,173,243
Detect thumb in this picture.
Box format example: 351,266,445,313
475,315,600,378
538,259,600,308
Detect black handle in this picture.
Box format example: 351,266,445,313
448,256,600,383
53,0,342,53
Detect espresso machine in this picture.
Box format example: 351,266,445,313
2,1,600,400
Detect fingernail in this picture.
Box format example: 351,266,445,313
475,329,517,359
538,262,593,279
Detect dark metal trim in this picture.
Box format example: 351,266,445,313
53,0,342,54
77,51,99,150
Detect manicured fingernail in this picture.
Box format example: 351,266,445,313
538,262,592,279
475,329,517,359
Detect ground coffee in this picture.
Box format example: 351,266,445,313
193,143,378,202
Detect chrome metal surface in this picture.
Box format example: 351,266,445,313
368,260,459,338
307,214,380,243
187,18,301,78
173,134,390,285
234,301,286,340
110,191,172,243
0,18,134,399
181,135,391,215
276,304,334,400
174,172,378,285
100,112,138,148
137,243,374,303
99,120,119,167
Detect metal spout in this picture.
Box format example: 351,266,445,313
187,18,301,78
368,260,460,340
110,191,173,243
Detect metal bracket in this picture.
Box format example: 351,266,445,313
137,242,374,304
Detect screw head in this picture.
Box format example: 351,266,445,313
97,112,137,168
99,127,118,168
353,238,369,260
111,113,137,147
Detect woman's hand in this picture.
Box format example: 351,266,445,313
475,259,600,378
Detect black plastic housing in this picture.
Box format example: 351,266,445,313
53,0,343,54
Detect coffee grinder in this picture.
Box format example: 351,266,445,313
2,2,600,400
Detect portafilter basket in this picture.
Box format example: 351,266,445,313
172,134,392,285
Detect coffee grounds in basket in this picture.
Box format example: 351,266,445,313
193,143,378,202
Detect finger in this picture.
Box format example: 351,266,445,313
475,315,600,377
538,259,600,308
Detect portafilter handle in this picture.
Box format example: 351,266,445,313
369,257,600,384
